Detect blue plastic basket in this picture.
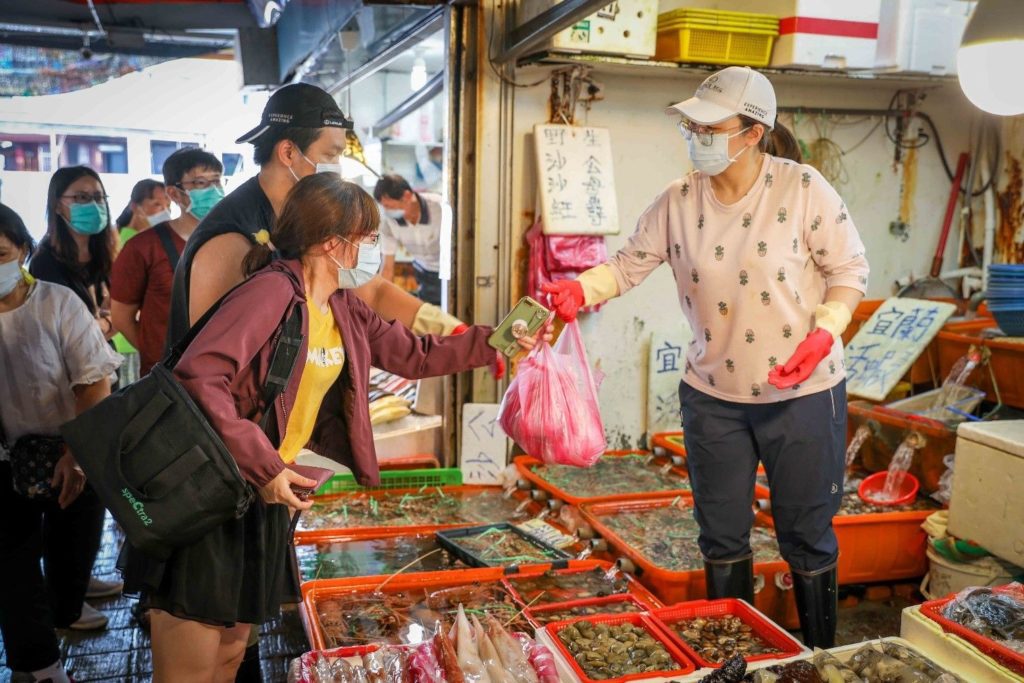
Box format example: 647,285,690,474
992,309,1024,336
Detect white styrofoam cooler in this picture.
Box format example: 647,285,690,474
900,605,1023,683
948,420,1024,568
875,0,975,75
707,0,882,69
518,0,658,59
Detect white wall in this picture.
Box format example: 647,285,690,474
501,67,984,449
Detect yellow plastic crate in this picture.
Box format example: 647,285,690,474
656,9,778,67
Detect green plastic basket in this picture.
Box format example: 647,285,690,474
316,468,463,496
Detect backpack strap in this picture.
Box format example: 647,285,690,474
153,224,181,273
258,306,303,433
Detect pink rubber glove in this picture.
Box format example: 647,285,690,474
540,280,585,322
768,328,834,390
452,323,505,379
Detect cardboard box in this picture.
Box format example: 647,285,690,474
517,0,658,58
948,420,1024,567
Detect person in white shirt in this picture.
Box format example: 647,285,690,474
374,174,445,305
0,203,122,683
544,67,869,648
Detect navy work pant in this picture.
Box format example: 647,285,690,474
679,380,846,573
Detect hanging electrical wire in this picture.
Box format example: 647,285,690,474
487,2,548,89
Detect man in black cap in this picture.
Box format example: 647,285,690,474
167,83,462,350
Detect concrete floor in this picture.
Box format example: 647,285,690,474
0,516,912,682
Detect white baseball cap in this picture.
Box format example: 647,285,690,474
665,66,777,130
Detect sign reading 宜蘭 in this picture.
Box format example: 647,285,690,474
647,325,694,436
845,297,956,401
460,403,508,485
534,124,620,236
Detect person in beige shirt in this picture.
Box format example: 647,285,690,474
544,67,868,649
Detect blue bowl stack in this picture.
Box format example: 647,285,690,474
987,264,1024,336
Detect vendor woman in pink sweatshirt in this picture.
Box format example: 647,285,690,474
544,66,869,648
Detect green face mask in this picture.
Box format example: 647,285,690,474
68,202,108,236
187,185,225,220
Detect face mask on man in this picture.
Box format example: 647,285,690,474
146,208,173,227
383,208,406,221
330,235,382,290
187,186,225,220
288,152,343,183
67,201,109,236
0,259,23,297
684,126,751,176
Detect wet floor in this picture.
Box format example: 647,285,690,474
1,517,910,682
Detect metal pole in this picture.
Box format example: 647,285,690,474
372,71,445,136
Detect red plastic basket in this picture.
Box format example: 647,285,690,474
546,613,697,682
515,451,692,506
503,563,663,610
649,599,803,668
919,595,1024,676
525,594,651,627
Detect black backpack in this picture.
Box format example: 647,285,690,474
61,279,302,560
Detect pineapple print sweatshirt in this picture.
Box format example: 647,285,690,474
606,154,869,403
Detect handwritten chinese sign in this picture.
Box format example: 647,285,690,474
647,326,694,436
845,297,956,401
534,124,620,236
460,403,509,485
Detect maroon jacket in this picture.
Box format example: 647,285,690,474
174,259,494,487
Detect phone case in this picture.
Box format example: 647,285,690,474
488,296,551,358
286,463,335,499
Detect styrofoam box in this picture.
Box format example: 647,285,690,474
875,0,975,75
900,605,1023,682
518,0,658,58
683,0,882,69
948,420,1024,568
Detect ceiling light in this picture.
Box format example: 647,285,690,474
958,0,1024,115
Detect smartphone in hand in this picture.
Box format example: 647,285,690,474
488,296,551,357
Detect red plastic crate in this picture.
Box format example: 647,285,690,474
649,599,804,669
515,451,692,506
919,595,1024,676
580,498,799,629
546,613,697,682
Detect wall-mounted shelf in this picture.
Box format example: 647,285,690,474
517,51,959,89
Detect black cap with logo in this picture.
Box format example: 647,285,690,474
235,83,354,144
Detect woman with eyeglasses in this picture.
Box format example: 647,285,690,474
30,166,119,344
122,173,547,682
543,67,869,648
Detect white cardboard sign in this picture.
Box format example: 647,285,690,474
534,124,620,236
460,403,509,485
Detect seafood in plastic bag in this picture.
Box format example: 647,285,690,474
941,583,1024,650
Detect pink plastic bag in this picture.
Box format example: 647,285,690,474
498,320,605,466
526,221,604,316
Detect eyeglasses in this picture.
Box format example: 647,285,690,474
177,177,224,190
62,192,108,205
677,120,746,147
342,232,380,248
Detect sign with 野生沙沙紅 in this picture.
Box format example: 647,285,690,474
534,124,620,236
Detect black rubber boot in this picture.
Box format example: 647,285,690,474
792,563,838,649
703,555,754,604
234,643,262,683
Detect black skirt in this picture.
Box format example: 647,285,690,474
119,499,300,627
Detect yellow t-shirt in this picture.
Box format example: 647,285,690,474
278,300,345,463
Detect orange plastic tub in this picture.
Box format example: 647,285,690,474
546,613,697,681
937,328,1024,410
515,451,692,506
378,454,440,470
504,562,662,611
832,509,935,584
651,432,686,459
579,498,799,629
294,485,527,543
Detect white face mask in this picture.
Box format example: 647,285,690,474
384,208,406,221
146,208,173,227
289,152,343,183
330,236,382,289
686,126,751,176
0,259,24,298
